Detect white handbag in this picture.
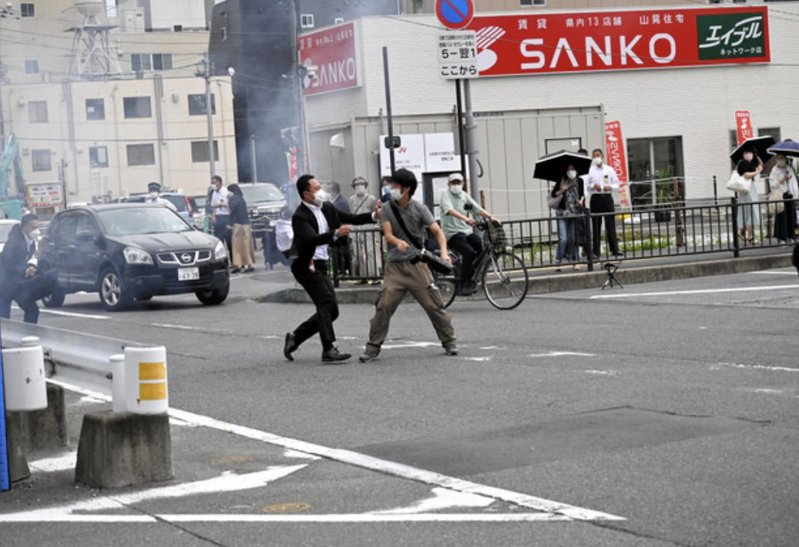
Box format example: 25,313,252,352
726,170,749,194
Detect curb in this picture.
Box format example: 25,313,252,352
258,253,793,305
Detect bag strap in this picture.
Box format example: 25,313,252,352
389,201,423,250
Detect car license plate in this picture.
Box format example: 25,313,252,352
178,267,199,281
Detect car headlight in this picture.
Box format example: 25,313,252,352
214,240,228,260
123,246,153,265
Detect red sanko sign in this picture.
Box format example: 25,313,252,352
298,22,359,96
735,110,753,145
466,6,769,77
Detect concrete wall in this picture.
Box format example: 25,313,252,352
305,7,799,214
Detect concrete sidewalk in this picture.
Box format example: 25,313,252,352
257,246,797,305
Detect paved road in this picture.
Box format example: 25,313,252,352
2,266,798,546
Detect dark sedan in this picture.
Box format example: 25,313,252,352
39,204,230,310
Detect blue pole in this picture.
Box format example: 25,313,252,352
0,323,9,491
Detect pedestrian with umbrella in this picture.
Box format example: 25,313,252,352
731,136,775,244
768,140,799,237
534,150,592,271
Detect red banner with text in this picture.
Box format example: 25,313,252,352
605,121,631,210
735,110,753,145
466,6,769,77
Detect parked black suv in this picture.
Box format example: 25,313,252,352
39,204,230,310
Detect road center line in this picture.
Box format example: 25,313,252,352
590,284,799,299
44,380,624,522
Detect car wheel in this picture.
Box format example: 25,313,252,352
195,280,229,305
41,288,66,308
99,267,133,311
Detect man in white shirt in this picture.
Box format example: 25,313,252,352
584,148,622,258
210,175,232,252
145,182,177,211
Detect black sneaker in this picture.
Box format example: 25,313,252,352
321,347,351,363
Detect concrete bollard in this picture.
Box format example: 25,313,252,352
75,411,173,489
8,384,68,452
124,346,168,414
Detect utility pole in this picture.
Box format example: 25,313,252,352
463,79,480,201
250,134,258,182
198,53,215,179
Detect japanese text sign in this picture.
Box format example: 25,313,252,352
735,110,753,145
605,121,630,209
464,6,769,77
298,22,360,96
438,31,478,79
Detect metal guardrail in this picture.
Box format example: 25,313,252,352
0,319,144,395
332,197,797,281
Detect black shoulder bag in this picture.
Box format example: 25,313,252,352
389,201,453,275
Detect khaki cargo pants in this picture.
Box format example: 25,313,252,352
366,261,456,350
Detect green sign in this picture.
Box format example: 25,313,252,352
697,12,766,61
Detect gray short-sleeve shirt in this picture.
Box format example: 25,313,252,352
382,199,435,262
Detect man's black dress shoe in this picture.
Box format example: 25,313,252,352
284,332,298,361
321,347,351,363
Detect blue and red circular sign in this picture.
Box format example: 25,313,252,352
435,0,474,30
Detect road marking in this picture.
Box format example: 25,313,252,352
0,466,307,521
382,341,441,349
750,270,797,276
41,380,624,522
37,309,110,320
151,323,231,333
463,356,492,362
712,362,799,373
372,487,493,514
0,512,570,523
529,351,594,358
590,284,799,299
584,370,618,376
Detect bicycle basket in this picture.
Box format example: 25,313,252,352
487,223,507,250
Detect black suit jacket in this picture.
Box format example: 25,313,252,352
291,201,372,274
0,224,34,292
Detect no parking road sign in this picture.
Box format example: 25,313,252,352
436,0,474,30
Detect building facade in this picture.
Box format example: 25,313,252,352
303,6,798,219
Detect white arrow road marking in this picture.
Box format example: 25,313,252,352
371,487,494,515
590,284,799,299
39,380,625,522
0,513,570,523
0,466,306,522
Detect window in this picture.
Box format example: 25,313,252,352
188,94,216,116
85,98,105,121
28,101,48,123
627,137,684,207
123,96,152,118
126,144,155,166
300,14,314,29
24,60,39,74
759,127,781,142
89,146,108,168
20,3,35,17
334,17,344,24
131,53,173,72
32,149,51,172
191,140,219,163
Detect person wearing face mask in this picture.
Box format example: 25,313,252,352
584,149,622,258
439,172,500,294
359,169,457,363
735,148,763,244
283,174,380,363
348,177,378,280
145,182,177,211
551,164,586,271
769,154,797,242
0,214,58,323
210,175,232,253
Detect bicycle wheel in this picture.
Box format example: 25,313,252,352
433,273,457,309
482,251,529,310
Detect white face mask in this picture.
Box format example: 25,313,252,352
148,191,158,200
312,189,329,206
566,170,577,180
449,184,462,196
354,185,366,197
777,159,787,168
389,188,403,201
592,157,603,166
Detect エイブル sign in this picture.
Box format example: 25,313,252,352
465,6,769,77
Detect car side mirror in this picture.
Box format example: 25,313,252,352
75,229,95,242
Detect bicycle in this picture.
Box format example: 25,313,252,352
433,219,529,310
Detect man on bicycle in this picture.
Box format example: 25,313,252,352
439,173,501,295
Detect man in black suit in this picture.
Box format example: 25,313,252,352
284,174,379,363
0,214,57,324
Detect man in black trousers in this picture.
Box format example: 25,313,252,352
0,213,57,324
284,174,379,363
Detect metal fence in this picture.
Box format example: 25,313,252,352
331,196,797,283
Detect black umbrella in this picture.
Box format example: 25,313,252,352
729,135,776,164
767,139,799,158
533,150,592,183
